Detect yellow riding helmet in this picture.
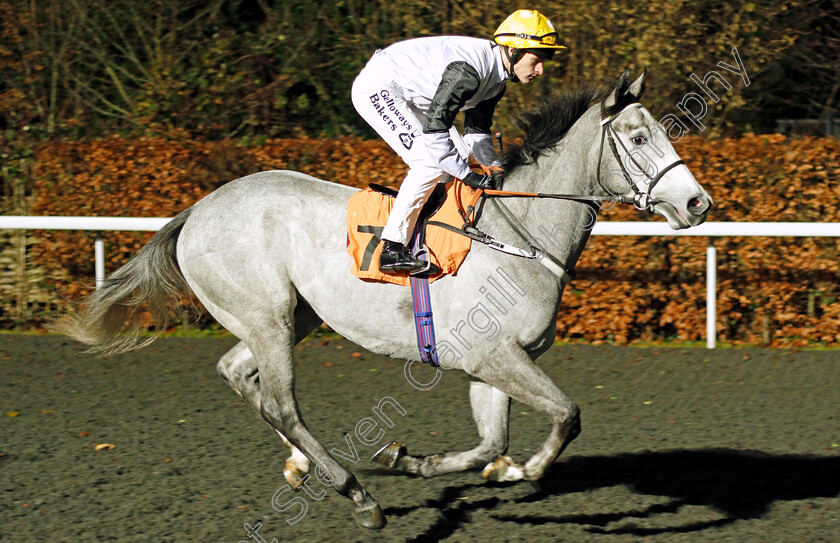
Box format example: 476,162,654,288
493,9,567,52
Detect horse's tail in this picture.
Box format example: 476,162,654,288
51,207,196,355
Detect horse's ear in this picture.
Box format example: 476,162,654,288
628,68,647,100
617,67,631,92
604,67,632,110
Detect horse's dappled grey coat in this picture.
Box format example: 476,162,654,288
54,71,712,530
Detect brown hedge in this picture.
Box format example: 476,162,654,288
27,133,840,346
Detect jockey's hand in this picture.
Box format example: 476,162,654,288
479,165,504,189
490,168,504,188
463,171,497,190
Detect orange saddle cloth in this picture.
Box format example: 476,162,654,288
347,181,479,286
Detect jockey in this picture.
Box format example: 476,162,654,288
351,9,567,275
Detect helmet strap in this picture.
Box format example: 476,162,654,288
503,46,523,83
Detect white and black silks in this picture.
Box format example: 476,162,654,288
360,36,509,180
422,61,506,179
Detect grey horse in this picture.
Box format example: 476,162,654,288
55,71,712,530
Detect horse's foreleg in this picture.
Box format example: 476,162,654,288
216,341,310,488
373,380,510,477
472,347,581,483
248,329,385,530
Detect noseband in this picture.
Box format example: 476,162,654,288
596,102,685,212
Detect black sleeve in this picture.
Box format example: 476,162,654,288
464,86,506,135
422,61,481,134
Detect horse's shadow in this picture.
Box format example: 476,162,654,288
374,448,840,541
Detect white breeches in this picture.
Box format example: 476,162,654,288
352,56,469,245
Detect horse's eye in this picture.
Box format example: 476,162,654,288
631,136,647,146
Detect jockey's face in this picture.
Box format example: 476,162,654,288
513,52,545,84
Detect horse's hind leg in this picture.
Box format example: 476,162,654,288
216,342,310,488
373,380,511,477
216,299,323,488
245,295,385,529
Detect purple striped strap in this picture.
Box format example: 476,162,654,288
409,236,439,367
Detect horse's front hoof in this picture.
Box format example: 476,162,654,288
371,441,406,469
481,455,524,482
352,503,387,530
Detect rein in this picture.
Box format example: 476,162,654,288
453,101,686,279
483,102,684,212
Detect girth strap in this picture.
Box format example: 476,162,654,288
409,233,440,367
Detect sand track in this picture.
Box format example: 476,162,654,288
1,335,838,542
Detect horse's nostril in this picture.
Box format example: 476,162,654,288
688,196,710,215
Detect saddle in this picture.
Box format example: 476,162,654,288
346,180,481,286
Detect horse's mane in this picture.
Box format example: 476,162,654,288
501,79,634,170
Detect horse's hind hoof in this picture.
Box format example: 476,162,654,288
371,441,406,469
352,504,387,530
284,459,307,489
481,455,524,482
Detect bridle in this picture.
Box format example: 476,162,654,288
595,102,685,213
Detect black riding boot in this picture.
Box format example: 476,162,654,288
379,241,441,276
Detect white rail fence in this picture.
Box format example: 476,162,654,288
2,216,840,349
